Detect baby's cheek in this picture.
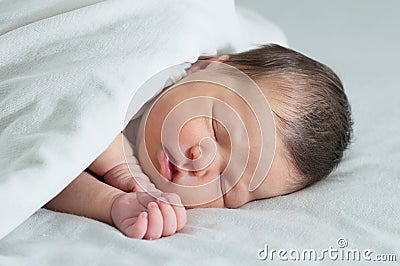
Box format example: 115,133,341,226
160,178,224,208
178,119,212,150
186,197,225,209
223,191,250,208
172,175,203,187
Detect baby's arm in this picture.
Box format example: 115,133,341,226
45,171,186,239
88,133,132,179
88,133,157,193
45,171,125,226
46,133,186,238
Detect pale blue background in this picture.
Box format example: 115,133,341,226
236,0,400,133
237,0,400,98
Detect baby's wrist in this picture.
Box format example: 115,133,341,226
107,191,126,226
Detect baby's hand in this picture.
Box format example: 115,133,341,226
103,156,158,193
111,192,187,239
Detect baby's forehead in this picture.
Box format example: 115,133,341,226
180,62,260,93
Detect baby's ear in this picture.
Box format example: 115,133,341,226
200,55,230,62
187,55,230,74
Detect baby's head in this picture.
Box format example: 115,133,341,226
134,44,352,208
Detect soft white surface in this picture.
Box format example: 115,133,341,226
1,1,399,266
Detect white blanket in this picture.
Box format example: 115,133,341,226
0,0,286,240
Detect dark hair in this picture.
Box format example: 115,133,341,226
227,44,353,188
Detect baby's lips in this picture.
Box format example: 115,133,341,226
157,150,172,181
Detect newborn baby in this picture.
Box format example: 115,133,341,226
45,44,352,239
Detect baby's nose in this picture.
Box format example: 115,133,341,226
190,144,202,161
188,142,218,177
189,146,206,177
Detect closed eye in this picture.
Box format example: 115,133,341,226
211,104,218,141
212,119,218,141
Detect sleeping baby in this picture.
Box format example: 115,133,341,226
45,44,352,239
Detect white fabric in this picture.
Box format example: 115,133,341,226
0,0,286,240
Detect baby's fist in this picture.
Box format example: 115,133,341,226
111,192,186,239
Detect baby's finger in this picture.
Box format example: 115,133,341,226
162,193,183,207
163,193,187,231
157,198,177,236
172,204,187,231
144,202,163,240
124,212,148,239
136,191,162,208
104,164,140,192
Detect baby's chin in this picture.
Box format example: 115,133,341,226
146,174,227,208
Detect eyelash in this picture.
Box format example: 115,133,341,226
211,104,218,141
212,119,218,141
